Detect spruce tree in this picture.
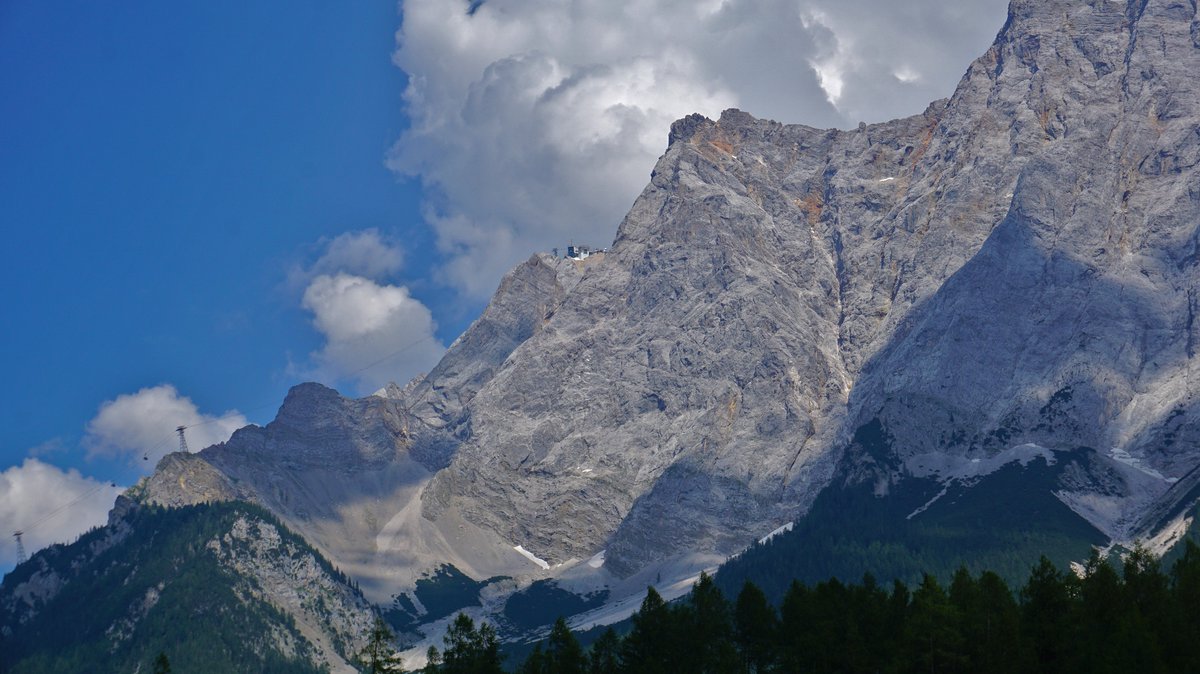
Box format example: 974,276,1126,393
1020,557,1074,673
520,644,546,674
442,613,504,674
358,616,405,674
587,629,621,674
734,581,777,674
906,573,966,674
684,572,740,673
620,587,674,674
543,617,586,674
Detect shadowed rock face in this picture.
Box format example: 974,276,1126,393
415,0,1200,574
142,0,1200,584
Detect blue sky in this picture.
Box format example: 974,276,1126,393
2,2,451,464
0,0,1009,566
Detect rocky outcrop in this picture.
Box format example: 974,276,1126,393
136,0,1200,601
0,502,374,673
207,513,377,673
416,0,1200,574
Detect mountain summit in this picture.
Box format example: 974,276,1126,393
147,0,1200,586
14,0,1200,661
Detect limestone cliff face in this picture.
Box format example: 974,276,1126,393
0,502,375,674
415,0,1200,573
139,0,1200,586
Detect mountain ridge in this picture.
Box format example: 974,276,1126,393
25,0,1200,659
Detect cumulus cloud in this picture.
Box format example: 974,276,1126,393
85,385,247,467
301,273,445,394
290,229,405,287
390,0,1008,297
0,458,124,568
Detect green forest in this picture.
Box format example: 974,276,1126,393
399,542,1200,674
0,502,340,674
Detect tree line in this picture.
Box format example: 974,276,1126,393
365,541,1200,673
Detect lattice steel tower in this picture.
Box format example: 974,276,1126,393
176,425,189,453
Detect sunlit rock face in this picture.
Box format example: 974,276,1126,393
417,0,1200,573
143,0,1200,592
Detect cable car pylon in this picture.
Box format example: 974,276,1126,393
13,530,26,564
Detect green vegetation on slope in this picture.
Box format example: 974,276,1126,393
0,502,340,674
503,544,1200,674
717,440,1106,602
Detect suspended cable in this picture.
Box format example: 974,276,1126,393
17,479,118,534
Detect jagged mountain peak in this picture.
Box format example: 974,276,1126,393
76,0,1200,656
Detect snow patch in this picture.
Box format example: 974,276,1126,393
758,522,794,544
1055,448,1172,540
514,545,551,570
1145,512,1194,558
587,549,606,569
878,176,895,182
906,484,951,520
568,566,717,632
1108,447,1168,481
904,444,1056,521
905,443,1055,482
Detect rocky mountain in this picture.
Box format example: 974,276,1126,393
9,0,1200,663
418,0,1200,575
0,500,375,673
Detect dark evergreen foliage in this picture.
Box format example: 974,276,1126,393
428,613,504,674
0,502,340,674
715,453,1107,605
358,616,406,673
511,544,1200,674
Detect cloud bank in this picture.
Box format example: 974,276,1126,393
294,230,445,394
85,384,247,466
302,272,444,393
290,229,406,288
390,0,1008,297
0,458,123,568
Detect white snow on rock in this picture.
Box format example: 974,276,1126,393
905,443,1056,482
587,549,606,569
905,444,1055,521
1144,512,1194,558
514,545,551,570
906,484,951,521
567,567,716,632
1109,447,1168,481
758,522,794,545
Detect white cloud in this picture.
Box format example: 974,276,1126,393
291,229,405,287
0,458,124,568
301,273,445,394
390,0,1008,297
85,385,247,467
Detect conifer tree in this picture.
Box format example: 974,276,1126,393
734,581,777,674
587,628,621,674
422,646,442,674
543,617,586,674
520,644,546,674
620,587,674,674
1020,557,1074,673
442,613,504,674
358,616,406,674
906,573,966,673
682,572,740,673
